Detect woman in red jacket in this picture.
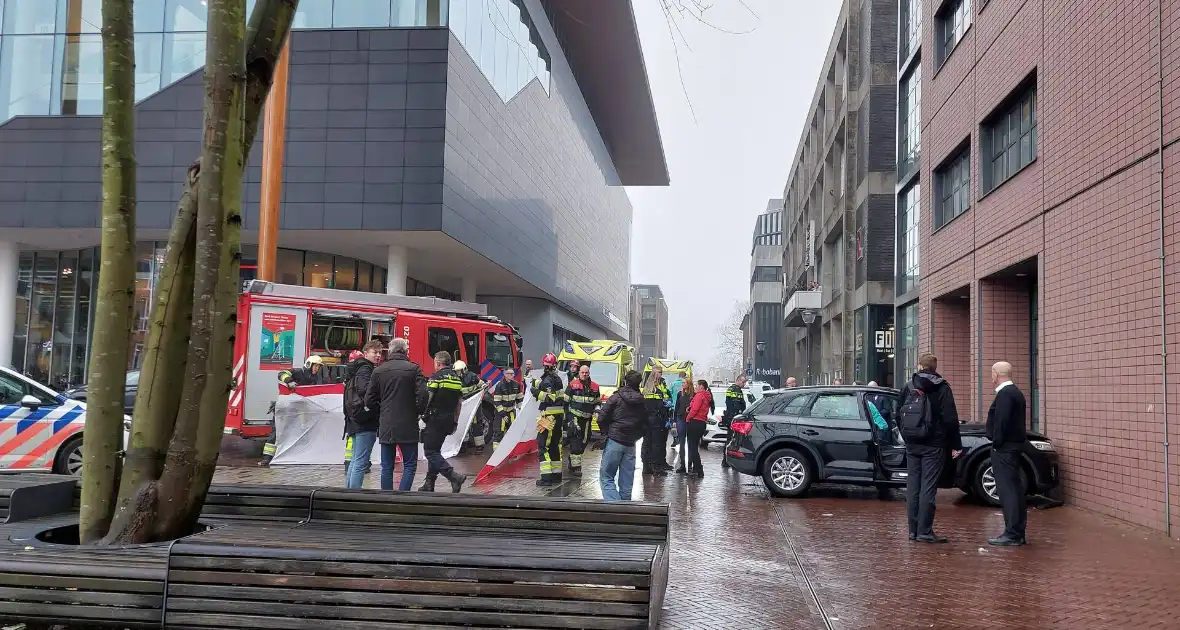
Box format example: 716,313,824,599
684,379,712,478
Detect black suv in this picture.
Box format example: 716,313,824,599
724,385,1059,505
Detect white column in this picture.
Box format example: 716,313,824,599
0,242,19,367
461,276,477,303
386,245,408,296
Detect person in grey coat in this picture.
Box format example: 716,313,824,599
365,337,428,491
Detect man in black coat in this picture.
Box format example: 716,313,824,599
597,370,647,501
343,340,384,489
365,337,428,491
899,353,963,543
987,361,1029,546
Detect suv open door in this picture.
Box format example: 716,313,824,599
864,391,907,482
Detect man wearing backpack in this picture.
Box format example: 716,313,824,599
898,353,962,543
343,340,385,489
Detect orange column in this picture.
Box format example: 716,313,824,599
257,42,291,282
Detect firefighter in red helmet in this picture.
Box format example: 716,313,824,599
530,352,566,486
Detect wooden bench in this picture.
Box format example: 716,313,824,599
0,473,75,523
0,515,169,628
309,488,671,543
200,484,314,521
166,518,666,629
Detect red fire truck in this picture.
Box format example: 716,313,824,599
225,281,523,439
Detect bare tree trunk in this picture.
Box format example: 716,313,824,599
152,0,248,541
79,0,137,545
102,0,299,545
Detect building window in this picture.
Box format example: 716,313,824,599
895,301,919,379
982,85,1037,193
934,147,970,228
898,64,921,180
752,266,781,284
935,0,971,66
897,182,921,294
899,0,922,62
449,0,551,102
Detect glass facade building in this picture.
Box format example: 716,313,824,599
0,0,665,389
0,0,552,122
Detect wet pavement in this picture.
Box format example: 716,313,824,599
215,438,1180,629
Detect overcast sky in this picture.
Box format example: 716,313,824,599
625,1,841,372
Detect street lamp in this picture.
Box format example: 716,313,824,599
755,341,766,354
801,310,816,384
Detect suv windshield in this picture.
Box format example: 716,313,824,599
589,363,620,387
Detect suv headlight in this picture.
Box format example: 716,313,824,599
1030,440,1054,452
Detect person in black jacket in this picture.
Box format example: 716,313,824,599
721,376,748,470
365,338,428,491
986,361,1029,546
899,354,963,543
597,370,647,501
344,341,384,489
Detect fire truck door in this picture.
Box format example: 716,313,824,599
245,304,309,426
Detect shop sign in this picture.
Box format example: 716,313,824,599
875,330,894,354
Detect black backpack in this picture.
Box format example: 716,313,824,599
898,387,933,442
343,369,366,420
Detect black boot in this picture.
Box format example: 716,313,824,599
570,466,583,477
441,468,467,493
418,472,437,492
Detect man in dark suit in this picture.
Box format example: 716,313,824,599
986,361,1028,546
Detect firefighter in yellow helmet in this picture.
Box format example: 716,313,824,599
530,353,566,486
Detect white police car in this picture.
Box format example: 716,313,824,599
0,366,129,475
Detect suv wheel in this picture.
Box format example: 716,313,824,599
54,435,84,475
762,448,812,498
972,460,1027,507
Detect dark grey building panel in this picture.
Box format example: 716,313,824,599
441,22,632,335
0,29,447,232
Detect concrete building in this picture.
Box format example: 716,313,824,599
745,200,784,388
628,284,668,368
781,0,898,387
898,0,1180,535
0,0,666,388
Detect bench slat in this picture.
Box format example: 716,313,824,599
167,569,649,602
167,599,648,630
168,556,652,588
169,583,648,617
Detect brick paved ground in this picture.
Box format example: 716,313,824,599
216,438,1180,629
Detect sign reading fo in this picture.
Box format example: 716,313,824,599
875,330,894,354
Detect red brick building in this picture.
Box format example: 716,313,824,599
896,0,1180,534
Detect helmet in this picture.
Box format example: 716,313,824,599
348,350,364,362
454,360,467,372
569,359,580,368
541,353,557,367
305,355,324,367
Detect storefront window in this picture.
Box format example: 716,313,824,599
357,261,372,293
12,253,32,371
72,249,95,387
49,253,78,390
333,257,356,291
895,302,918,382
374,267,386,294
305,252,332,288
867,305,895,387
853,307,866,384
26,253,58,386
275,248,303,286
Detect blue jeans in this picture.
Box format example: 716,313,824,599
345,431,378,489
380,442,419,491
599,439,636,502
